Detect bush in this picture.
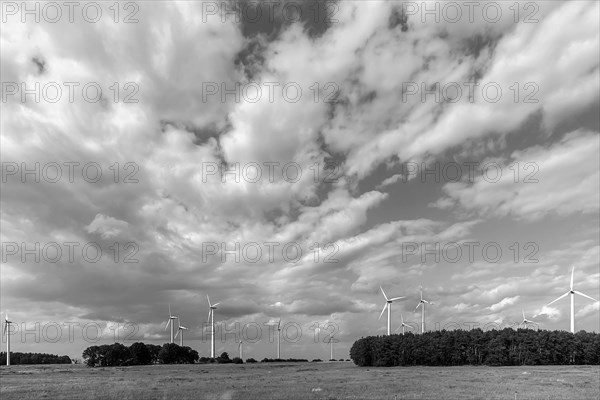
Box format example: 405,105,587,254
312,359,322,362
0,352,71,366
232,357,243,364
217,352,232,364
246,358,257,363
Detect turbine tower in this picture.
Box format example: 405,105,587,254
3,313,12,366
276,319,281,359
266,319,282,359
378,286,405,335
547,266,599,333
325,335,335,360
238,340,243,360
175,317,188,346
414,286,432,333
207,295,220,358
164,304,178,344
519,309,538,330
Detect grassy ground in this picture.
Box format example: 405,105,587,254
0,362,598,400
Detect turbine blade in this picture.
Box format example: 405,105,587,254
414,303,421,312
547,291,570,306
380,286,389,301
212,302,220,307
570,266,574,291
574,290,599,302
389,296,405,301
277,319,281,329
207,295,211,307
378,303,387,320
175,330,180,339
164,319,170,330
169,304,172,317
207,310,212,324
401,314,404,324
522,309,526,319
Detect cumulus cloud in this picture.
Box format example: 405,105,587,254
489,296,520,312
1,0,599,359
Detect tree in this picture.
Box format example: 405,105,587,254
217,352,232,364
130,342,151,365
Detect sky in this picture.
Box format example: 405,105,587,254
1,0,599,361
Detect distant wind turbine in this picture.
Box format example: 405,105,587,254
3,313,12,366
378,286,405,335
414,286,433,333
266,319,282,359
238,340,243,360
547,266,598,333
164,304,178,344
325,335,335,360
395,313,413,335
519,309,538,330
174,317,188,346
207,295,220,358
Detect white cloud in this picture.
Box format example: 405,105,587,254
434,130,600,220
489,296,520,312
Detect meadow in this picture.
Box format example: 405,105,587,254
0,362,598,400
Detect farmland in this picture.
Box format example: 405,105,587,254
1,362,598,399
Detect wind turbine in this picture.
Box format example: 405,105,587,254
325,335,335,360
378,286,405,335
3,313,12,366
266,319,282,359
396,313,413,335
414,286,433,333
164,304,178,344
238,340,243,360
547,266,599,333
276,319,281,359
174,317,188,346
207,295,220,358
519,309,538,330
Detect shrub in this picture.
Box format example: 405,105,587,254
246,358,257,363
232,357,243,364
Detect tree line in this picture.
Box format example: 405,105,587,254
82,342,198,367
0,352,71,365
350,329,600,367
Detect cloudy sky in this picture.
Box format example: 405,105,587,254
1,0,599,360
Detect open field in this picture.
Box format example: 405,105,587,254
1,362,598,400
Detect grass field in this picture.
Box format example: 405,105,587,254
1,362,598,400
